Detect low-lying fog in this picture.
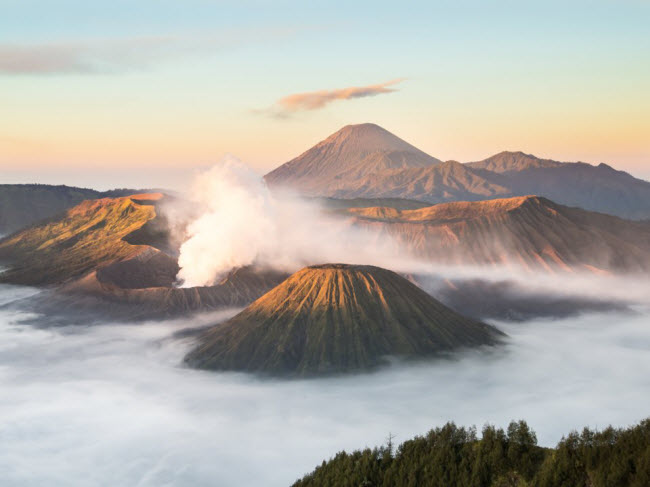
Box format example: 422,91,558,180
1,280,649,487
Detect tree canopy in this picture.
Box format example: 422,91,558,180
293,418,650,487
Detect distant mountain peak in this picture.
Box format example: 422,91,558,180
323,123,412,149
496,150,538,158
468,151,561,173
265,123,440,193
264,126,650,220
315,122,428,157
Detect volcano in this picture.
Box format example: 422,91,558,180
185,264,504,376
265,124,650,219
264,123,440,195
0,194,287,319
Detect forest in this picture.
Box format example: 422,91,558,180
293,418,650,487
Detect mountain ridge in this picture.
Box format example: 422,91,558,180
0,193,287,319
346,195,650,273
265,124,650,219
0,184,154,235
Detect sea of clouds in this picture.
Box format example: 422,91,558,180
1,281,649,486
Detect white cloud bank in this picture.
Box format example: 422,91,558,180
0,284,649,486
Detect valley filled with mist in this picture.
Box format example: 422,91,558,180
1,278,649,486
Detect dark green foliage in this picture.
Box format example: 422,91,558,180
293,419,650,487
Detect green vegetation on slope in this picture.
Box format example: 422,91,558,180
185,264,503,376
293,418,650,487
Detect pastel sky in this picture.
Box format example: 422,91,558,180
2,0,649,189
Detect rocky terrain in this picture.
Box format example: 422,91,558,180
346,196,650,273
0,193,287,319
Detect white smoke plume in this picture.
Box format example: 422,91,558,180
175,156,406,287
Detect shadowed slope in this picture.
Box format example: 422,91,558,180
185,264,503,376
328,160,510,202
348,196,650,273
23,265,289,322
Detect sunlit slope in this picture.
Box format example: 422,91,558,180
348,196,650,273
0,184,146,234
0,192,289,318
0,194,168,285
185,264,503,376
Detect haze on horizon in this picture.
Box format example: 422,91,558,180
2,0,650,190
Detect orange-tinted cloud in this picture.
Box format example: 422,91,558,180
269,79,405,115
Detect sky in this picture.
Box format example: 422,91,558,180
1,0,649,189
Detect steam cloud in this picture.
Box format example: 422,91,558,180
175,156,406,287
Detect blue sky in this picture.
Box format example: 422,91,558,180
1,0,649,188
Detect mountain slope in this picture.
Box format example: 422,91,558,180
0,193,167,285
265,123,440,194
467,151,562,173
0,184,145,235
327,160,511,202
482,159,650,220
0,193,287,319
264,124,650,219
347,196,650,273
185,264,503,376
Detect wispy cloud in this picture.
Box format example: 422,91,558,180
0,37,175,74
0,29,299,75
261,79,405,117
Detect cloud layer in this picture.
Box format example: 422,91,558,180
0,29,297,75
0,37,185,74
1,283,649,486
